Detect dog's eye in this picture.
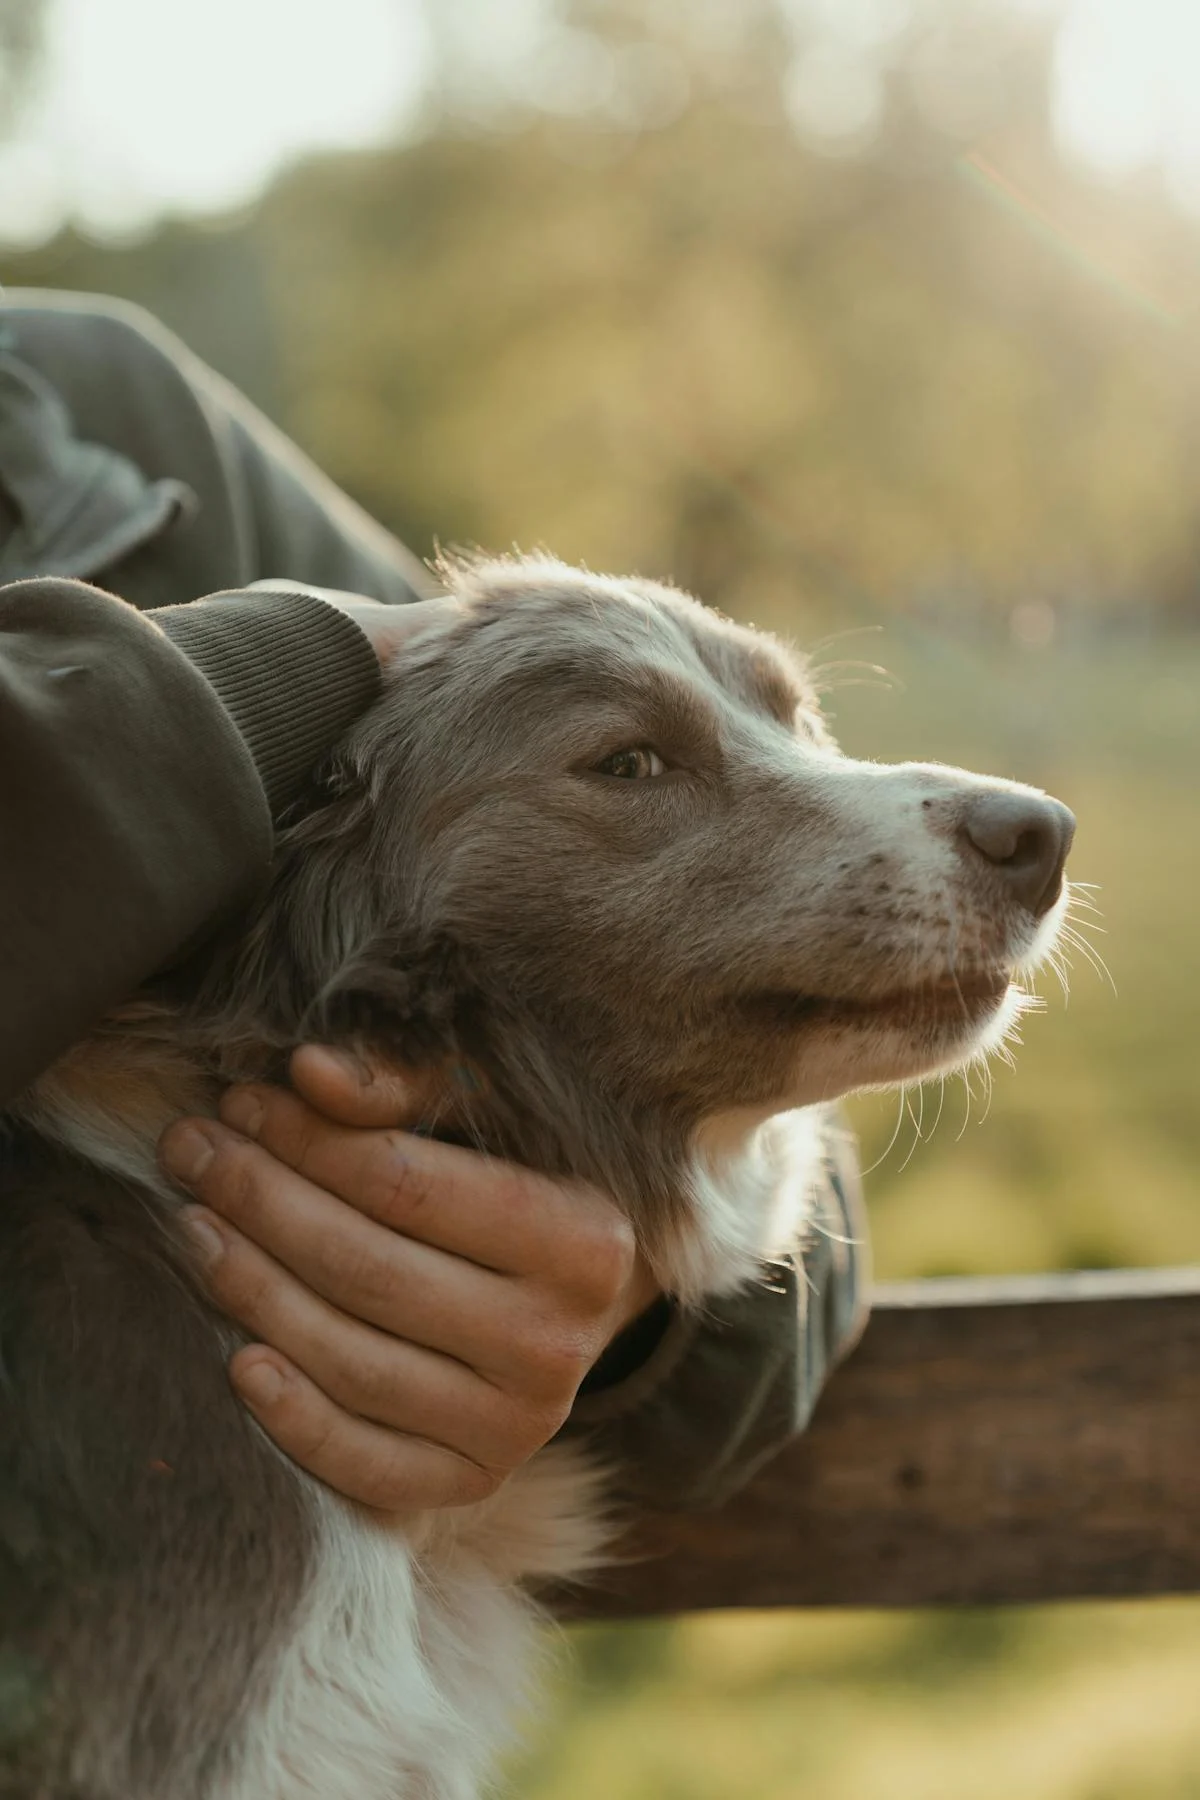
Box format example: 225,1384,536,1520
594,746,666,780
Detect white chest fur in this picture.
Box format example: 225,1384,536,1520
223,1444,609,1800
224,1109,826,1800
26,1033,827,1800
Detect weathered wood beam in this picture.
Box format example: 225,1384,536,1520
570,1268,1200,1617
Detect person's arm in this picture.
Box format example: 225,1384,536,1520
2,299,867,1510
0,561,636,1518
0,575,380,1108
3,291,434,610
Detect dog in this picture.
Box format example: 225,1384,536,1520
1,556,1074,1799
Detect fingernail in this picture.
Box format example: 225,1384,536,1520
221,1087,264,1139
313,1045,376,1088
160,1123,216,1185
180,1207,224,1267
234,1359,287,1407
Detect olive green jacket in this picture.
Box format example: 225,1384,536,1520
0,288,867,1509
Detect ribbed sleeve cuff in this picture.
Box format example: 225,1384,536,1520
151,587,382,819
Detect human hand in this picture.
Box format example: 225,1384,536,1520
248,580,457,668
158,1049,660,1512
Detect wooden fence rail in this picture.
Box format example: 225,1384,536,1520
574,1267,1200,1619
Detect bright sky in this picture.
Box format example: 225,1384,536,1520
0,0,432,242
0,0,1198,243
1053,0,1200,210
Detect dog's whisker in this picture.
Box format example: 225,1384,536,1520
1059,923,1117,994
954,1066,975,1140
811,661,897,697
862,1087,909,1177
815,675,898,697
801,1201,863,1252
895,1085,925,1173
1043,946,1071,1006
804,623,886,660
907,1086,922,1138
928,1075,947,1144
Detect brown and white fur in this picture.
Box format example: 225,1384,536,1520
0,557,1074,1800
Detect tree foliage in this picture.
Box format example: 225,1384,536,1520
8,0,1200,629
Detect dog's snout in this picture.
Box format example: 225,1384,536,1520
959,792,1075,916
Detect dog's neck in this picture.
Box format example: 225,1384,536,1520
677,1104,828,1298
14,1012,828,1308
13,1014,221,1200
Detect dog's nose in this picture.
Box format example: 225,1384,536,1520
960,792,1076,916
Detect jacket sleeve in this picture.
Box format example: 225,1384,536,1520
0,576,379,1109
3,290,434,609
564,1119,869,1510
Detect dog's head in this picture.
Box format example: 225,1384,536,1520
202,558,1073,1291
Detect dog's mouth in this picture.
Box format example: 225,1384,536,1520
749,968,1012,1031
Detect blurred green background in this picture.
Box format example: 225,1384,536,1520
3,0,1199,1792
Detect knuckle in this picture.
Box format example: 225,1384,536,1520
210,1137,270,1221
372,1450,502,1512
582,1212,637,1298
363,1472,416,1512
287,1407,342,1468
325,1235,398,1313
372,1146,434,1230
448,1460,504,1506
356,1452,418,1512
513,1319,595,1399
327,1342,397,1418
211,1246,277,1319
487,1392,568,1465
281,1103,322,1173
512,1397,573,1456
554,1208,636,1312
499,1161,539,1214
222,1279,279,1335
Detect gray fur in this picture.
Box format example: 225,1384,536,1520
1,556,1070,1797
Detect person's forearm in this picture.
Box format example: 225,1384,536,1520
0,578,379,1106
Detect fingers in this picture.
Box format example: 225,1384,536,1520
180,1206,565,1471
160,1119,525,1374
156,1056,650,1515
228,1348,505,1512
310,592,458,666
211,1079,634,1299
249,587,459,670
289,1045,467,1132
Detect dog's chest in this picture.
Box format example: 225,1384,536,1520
225,1445,606,1800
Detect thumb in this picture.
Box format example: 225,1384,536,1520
289,1045,449,1129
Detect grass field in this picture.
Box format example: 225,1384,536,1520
505,627,1200,1800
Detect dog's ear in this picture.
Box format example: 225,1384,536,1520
302,933,480,1071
